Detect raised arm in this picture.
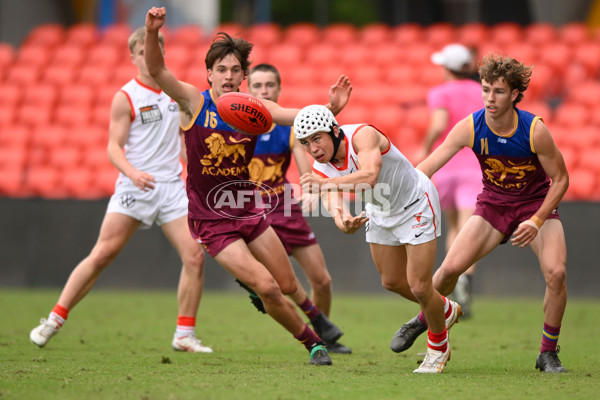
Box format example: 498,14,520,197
263,75,352,126
417,115,472,178
144,7,201,126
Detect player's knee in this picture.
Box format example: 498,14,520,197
182,248,205,276
89,243,121,269
255,279,284,302
310,273,332,294
545,265,567,289
381,276,405,294
278,277,297,296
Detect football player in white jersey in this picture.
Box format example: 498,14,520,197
295,105,462,373
29,27,212,354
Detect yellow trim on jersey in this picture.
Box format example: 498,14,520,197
488,109,518,138
468,114,475,148
289,127,295,151
181,92,206,131
530,116,541,153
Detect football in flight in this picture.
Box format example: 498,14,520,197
216,92,273,135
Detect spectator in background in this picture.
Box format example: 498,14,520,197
247,63,351,354
415,43,484,317
30,27,212,354
144,6,352,365
395,53,569,373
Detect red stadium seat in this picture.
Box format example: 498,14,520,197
25,166,62,198
31,125,67,150
339,45,370,68
77,64,115,85
489,22,523,47
65,23,99,47
61,83,95,108
0,43,15,70
559,23,590,46
15,44,53,70
567,169,597,200
405,105,430,135
392,24,424,45
169,25,205,49
54,103,92,128
6,64,41,86
267,43,305,68
61,166,94,198
52,44,86,68
456,23,489,48
372,105,407,135
371,44,403,65
0,105,17,127
100,23,131,48
552,102,591,129
0,83,22,108
49,145,83,170
87,44,121,68
359,23,392,46
17,103,54,128
323,23,357,47
246,23,282,49
24,24,65,48
524,23,557,46
539,43,572,78
284,23,320,48
214,22,245,38
385,64,419,86
43,65,78,86
573,43,600,77
112,63,138,86
425,23,456,47
0,167,25,197
23,84,58,108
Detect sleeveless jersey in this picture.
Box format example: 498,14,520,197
249,124,294,201
470,108,551,204
312,124,426,219
119,78,182,182
183,89,259,220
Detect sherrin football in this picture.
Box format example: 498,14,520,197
216,92,273,135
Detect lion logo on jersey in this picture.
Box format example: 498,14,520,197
248,157,285,185
202,133,251,167
484,158,536,182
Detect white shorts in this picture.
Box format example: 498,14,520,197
365,180,441,246
106,177,188,229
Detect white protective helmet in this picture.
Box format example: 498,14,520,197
294,105,338,140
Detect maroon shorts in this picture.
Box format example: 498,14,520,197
188,213,270,257
473,194,560,244
267,203,317,255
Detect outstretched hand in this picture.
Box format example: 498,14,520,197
335,207,368,234
328,75,352,115
146,7,166,31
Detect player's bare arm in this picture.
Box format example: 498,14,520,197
416,108,449,163
108,91,155,191
299,127,383,193
417,116,472,178
319,190,368,234
144,7,201,126
511,120,569,247
264,75,351,126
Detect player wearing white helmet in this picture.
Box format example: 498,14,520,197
296,105,463,373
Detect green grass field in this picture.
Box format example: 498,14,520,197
1,289,598,400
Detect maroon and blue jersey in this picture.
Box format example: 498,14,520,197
183,89,259,220
470,108,551,205
248,124,294,203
